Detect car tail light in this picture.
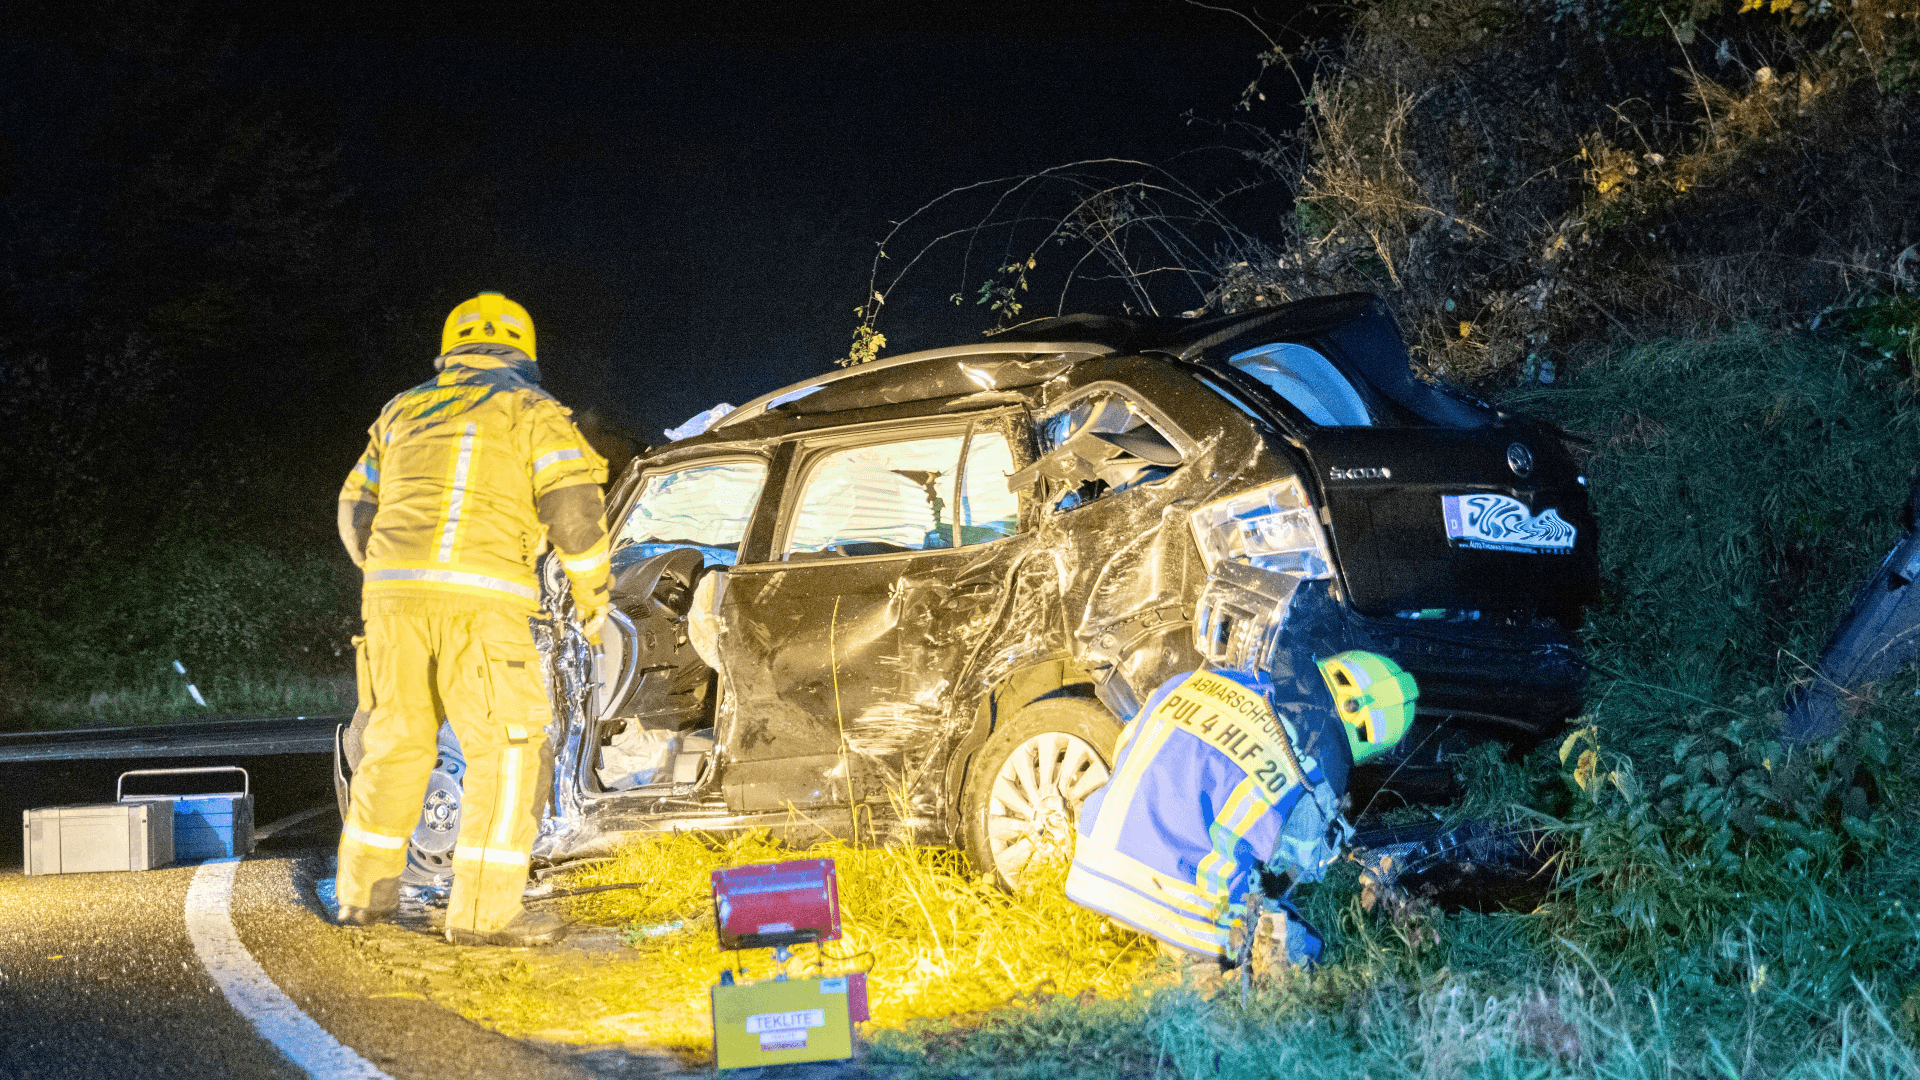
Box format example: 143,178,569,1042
1189,477,1335,673
1188,476,1333,579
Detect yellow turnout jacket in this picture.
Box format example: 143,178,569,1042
340,353,608,614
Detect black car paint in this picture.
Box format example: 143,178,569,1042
563,294,1597,853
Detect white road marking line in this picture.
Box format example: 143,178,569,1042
186,859,394,1080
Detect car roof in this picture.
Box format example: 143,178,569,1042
987,292,1379,356
705,293,1385,436
712,339,1118,431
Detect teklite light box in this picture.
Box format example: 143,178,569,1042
711,974,858,1070
711,857,841,949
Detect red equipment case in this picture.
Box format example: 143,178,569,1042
711,857,842,950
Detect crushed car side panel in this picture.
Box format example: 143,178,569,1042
1026,357,1305,719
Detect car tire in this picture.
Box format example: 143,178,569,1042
959,697,1121,891
338,714,467,889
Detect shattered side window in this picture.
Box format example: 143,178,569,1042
785,435,966,558
1033,392,1184,512
613,460,768,566
1226,342,1373,427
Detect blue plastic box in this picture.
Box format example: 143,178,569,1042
118,767,254,862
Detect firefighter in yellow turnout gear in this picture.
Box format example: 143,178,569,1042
334,292,612,946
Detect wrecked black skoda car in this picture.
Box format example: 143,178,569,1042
340,293,1598,887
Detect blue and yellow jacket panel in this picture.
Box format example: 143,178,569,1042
1066,657,1350,957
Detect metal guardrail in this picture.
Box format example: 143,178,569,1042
0,715,347,763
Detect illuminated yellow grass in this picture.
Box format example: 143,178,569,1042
403,830,1158,1056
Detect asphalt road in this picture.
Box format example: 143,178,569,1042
0,749,698,1080
0,853,308,1079
0,732,909,1080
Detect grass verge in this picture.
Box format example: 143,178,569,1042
12,671,353,730
383,830,1161,1059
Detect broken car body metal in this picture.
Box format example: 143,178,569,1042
493,294,1598,864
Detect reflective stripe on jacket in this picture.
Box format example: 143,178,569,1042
1065,666,1348,957
341,354,607,613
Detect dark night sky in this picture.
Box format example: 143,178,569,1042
5,1,1316,450
0,0,1335,706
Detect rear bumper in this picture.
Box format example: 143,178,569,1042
1192,567,1586,741
1340,610,1587,739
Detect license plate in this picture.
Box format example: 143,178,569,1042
1441,494,1576,554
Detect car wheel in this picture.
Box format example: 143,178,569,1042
399,725,466,888
338,719,468,888
960,697,1120,891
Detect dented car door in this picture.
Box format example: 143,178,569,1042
716,413,1032,816
1018,377,1216,718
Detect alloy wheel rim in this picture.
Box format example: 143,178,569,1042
985,730,1110,888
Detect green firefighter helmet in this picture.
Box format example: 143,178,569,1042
1317,651,1418,764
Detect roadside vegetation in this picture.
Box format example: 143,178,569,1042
0,23,383,731
0,11,627,732
856,0,1920,383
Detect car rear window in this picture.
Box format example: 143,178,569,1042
1225,342,1372,427
1315,308,1493,428
1208,323,1494,430
613,460,768,566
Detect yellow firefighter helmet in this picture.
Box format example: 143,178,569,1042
441,292,536,361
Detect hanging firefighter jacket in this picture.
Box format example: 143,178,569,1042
1064,635,1406,961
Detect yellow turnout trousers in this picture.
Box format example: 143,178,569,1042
337,603,552,935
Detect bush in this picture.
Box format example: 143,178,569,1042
0,516,357,729
1466,327,1920,1062
1837,291,1920,373
1516,327,1920,686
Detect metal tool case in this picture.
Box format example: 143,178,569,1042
24,801,173,875
118,766,255,861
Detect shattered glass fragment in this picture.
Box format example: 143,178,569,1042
664,403,735,441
